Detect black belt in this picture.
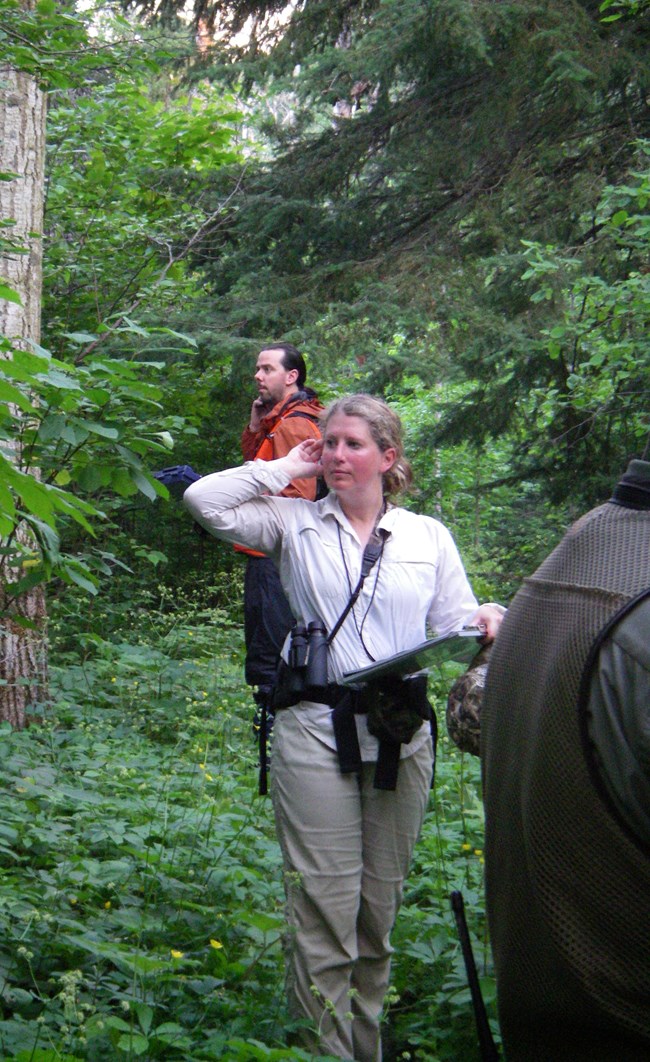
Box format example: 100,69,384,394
277,681,433,791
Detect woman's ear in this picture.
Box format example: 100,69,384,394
380,447,397,473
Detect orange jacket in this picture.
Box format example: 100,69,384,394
235,390,323,557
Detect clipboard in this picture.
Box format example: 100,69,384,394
341,627,484,686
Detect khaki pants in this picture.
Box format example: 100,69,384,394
271,709,434,1061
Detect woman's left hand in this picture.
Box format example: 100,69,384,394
283,437,324,481
470,602,506,642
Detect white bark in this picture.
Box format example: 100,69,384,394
0,62,48,728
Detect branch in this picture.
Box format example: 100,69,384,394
73,168,248,365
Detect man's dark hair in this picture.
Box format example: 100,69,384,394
265,343,307,389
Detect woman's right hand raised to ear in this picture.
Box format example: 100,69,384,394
284,437,324,481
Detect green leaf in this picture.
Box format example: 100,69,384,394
133,1002,154,1035
12,348,50,373
153,1023,192,1048
152,1022,188,1037
6,569,46,597
61,422,89,445
0,378,32,412
547,341,562,360
38,414,67,442
134,548,168,568
42,369,82,391
104,1017,132,1033
76,463,105,492
110,468,139,497
154,430,174,449
237,910,284,933
12,474,54,522
115,316,150,338
0,478,16,520
28,515,61,561
63,332,98,344
0,283,22,305
131,470,159,501
62,565,98,595
85,421,120,440
116,1034,149,1055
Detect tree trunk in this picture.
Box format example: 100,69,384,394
0,62,48,728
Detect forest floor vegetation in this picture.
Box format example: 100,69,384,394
0,583,497,1061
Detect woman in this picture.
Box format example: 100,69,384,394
184,394,503,1061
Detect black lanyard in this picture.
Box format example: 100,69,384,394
328,526,387,652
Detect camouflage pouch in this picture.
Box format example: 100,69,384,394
363,674,431,746
446,643,492,757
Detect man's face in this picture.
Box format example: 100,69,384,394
253,348,297,406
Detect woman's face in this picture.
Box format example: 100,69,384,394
321,414,396,496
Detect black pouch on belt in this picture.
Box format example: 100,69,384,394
362,673,432,746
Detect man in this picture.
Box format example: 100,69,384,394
481,447,650,1060
236,344,323,768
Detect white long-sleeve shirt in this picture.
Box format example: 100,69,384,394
184,456,479,758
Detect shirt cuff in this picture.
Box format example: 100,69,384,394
249,456,295,495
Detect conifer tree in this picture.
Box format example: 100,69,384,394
181,0,650,504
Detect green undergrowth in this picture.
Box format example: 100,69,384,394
0,585,497,1061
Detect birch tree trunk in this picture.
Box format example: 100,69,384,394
0,61,48,728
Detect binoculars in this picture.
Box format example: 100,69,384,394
289,620,329,690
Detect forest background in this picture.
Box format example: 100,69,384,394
0,0,648,1058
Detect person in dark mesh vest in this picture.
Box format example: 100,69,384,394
481,445,650,1061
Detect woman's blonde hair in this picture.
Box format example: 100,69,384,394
321,393,413,498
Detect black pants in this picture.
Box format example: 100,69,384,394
244,555,294,696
